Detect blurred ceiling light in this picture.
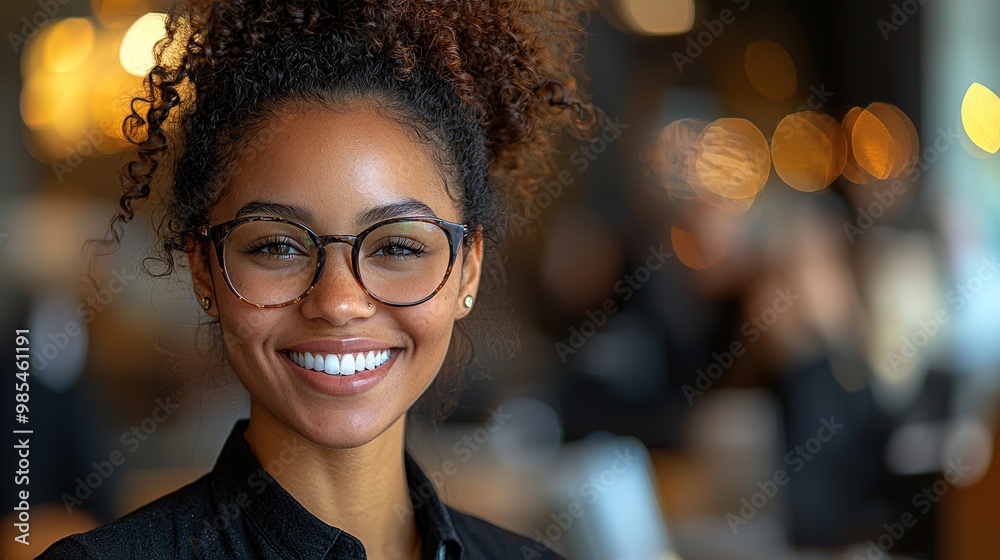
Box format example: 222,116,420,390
119,12,168,77
743,39,797,102
670,225,728,270
771,111,846,192
693,118,770,200
646,118,708,205
866,102,918,179
20,71,63,130
841,107,879,184
42,18,96,74
959,120,995,159
840,108,872,184
21,20,139,162
961,82,1000,154
617,0,694,35
91,0,152,28
851,108,895,180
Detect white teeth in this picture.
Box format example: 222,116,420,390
341,353,355,374
287,348,393,376
324,354,340,375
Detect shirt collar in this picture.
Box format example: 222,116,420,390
404,450,464,560
212,419,464,560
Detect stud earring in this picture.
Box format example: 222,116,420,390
200,296,212,310
463,295,474,308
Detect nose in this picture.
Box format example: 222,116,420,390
297,242,374,325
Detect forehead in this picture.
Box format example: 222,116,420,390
214,103,459,228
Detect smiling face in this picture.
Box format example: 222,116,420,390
188,101,483,448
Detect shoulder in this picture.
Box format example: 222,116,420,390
37,474,216,560
447,506,568,560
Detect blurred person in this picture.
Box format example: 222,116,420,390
37,0,602,558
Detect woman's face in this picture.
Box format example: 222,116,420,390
188,102,483,448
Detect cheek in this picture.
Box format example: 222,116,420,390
394,295,458,380
216,300,281,381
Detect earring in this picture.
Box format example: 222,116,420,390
200,296,212,310
463,295,474,308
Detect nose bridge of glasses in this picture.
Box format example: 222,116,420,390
316,234,359,250
312,234,364,294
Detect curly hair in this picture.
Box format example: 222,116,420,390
86,0,602,420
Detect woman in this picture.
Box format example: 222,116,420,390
38,0,597,558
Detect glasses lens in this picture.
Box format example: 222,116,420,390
359,220,454,305
222,220,318,305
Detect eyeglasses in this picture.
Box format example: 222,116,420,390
194,215,469,308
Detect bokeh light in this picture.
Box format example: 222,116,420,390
744,39,797,102
867,102,919,178
42,18,96,74
693,118,770,201
841,107,878,184
851,107,895,181
771,111,846,192
646,118,709,205
670,225,729,270
119,12,168,77
616,0,695,35
91,0,152,28
961,82,1000,154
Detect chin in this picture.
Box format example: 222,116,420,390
281,405,404,450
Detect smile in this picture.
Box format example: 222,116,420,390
284,349,393,376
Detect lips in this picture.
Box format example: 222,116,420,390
278,337,404,394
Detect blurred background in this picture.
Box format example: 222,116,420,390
2,0,1000,559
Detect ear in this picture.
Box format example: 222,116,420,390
186,235,220,319
455,227,484,319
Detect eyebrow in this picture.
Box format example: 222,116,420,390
234,199,439,228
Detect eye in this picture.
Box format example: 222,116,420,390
370,237,426,260
245,236,307,259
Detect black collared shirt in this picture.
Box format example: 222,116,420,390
37,420,566,559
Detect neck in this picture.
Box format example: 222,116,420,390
243,404,420,560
